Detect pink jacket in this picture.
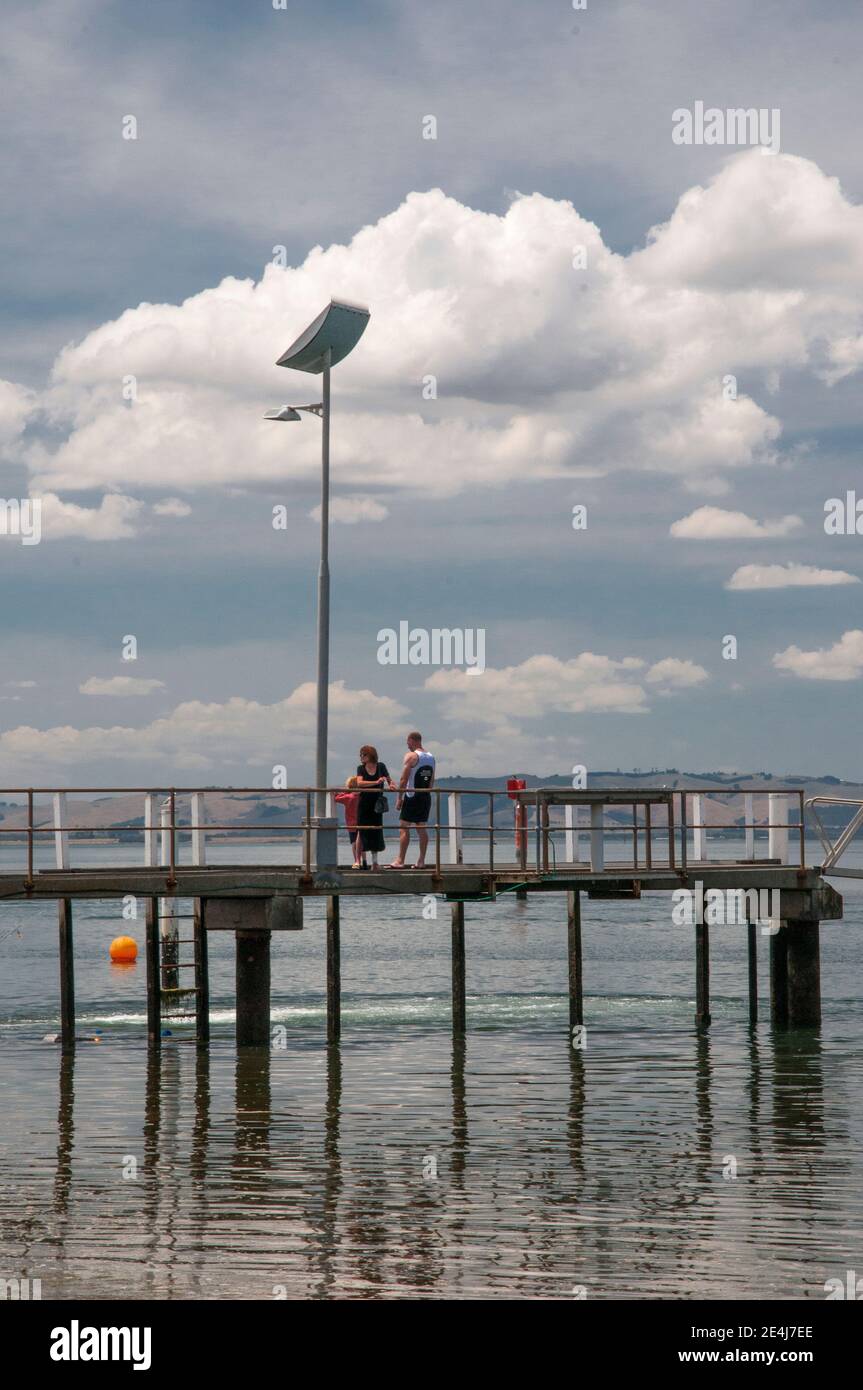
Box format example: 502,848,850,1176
334,790,359,829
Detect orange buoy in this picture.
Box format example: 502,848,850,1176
109,935,138,963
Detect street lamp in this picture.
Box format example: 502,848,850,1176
266,299,370,827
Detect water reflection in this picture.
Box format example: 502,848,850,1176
15,1017,855,1298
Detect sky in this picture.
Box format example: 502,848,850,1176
2,0,863,787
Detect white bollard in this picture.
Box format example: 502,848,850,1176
744,793,755,859
191,791,206,867
448,793,463,865
692,794,706,861
53,792,69,870
565,803,581,864
768,793,789,864
143,793,157,866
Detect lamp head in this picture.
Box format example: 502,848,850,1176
276,299,370,373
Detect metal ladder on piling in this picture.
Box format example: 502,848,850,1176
145,792,209,1046
158,902,199,1021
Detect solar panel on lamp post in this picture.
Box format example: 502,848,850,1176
265,300,370,839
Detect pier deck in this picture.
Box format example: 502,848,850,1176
0,782,854,1050
0,860,840,903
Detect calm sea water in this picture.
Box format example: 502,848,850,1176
1,837,861,1301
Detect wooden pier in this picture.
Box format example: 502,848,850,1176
0,784,850,1051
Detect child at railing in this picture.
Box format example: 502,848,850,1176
335,776,366,869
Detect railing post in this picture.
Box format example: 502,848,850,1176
534,793,541,872
448,793,463,865
589,803,604,872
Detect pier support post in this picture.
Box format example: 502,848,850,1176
327,895,341,1043
236,929,271,1047
769,925,789,1028
747,920,758,1026
566,890,583,1032
695,920,711,1028
145,897,161,1052
451,902,466,1035
786,918,821,1028
58,898,75,1052
194,898,209,1048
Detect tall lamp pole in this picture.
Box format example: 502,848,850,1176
315,348,331,818
265,300,370,827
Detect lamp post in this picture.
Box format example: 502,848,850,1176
266,300,370,828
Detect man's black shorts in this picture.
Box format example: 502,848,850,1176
400,792,431,824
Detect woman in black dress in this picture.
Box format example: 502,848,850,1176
355,744,396,868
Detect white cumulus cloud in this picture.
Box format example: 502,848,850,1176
34,492,144,541
0,680,409,780
645,658,709,689
773,630,863,681
152,498,192,517
310,496,389,524
424,651,705,723
727,563,859,590
670,506,802,539
79,677,167,697
13,149,863,517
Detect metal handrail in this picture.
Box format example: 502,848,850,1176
0,783,809,879
804,796,863,872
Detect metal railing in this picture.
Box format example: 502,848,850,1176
0,784,809,884
804,796,863,876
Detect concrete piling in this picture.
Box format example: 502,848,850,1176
58,898,75,1052
235,929,271,1048
326,895,341,1043
451,901,466,1035
695,921,711,1028
769,926,789,1028
786,918,821,1027
567,890,583,1031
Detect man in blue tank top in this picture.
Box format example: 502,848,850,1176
389,731,436,868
